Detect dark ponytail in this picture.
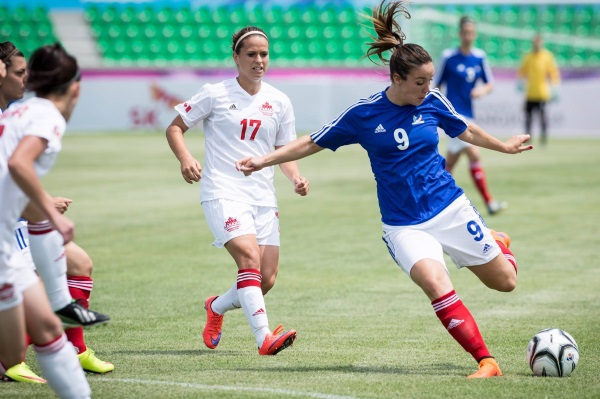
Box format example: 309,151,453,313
364,0,432,80
26,43,80,96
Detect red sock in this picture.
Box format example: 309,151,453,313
65,276,93,354
470,162,493,204
21,334,33,361
495,239,517,273
432,290,491,362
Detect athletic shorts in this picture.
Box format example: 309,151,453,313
0,248,38,312
202,199,280,248
382,194,501,278
446,136,472,154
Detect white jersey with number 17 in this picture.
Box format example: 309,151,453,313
175,78,296,207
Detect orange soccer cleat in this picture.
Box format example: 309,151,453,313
203,296,224,349
258,325,297,356
490,230,511,248
468,358,503,379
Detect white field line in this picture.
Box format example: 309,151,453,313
95,377,364,399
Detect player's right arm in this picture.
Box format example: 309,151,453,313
166,115,202,184
237,135,323,175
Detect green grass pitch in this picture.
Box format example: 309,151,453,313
5,132,600,399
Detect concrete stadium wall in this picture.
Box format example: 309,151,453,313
67,68,599,137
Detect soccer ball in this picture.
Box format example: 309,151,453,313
526,328,579,377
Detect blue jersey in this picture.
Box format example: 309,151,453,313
433,48,493,118
310,89,468,226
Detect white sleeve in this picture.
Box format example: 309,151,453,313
174,83,214,128
23,107,65,150
274,97,296,146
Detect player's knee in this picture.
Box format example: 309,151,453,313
494,274,517,292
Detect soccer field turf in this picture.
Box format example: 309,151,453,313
6,133,600,399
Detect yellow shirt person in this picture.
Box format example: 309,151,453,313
518,35,560,145
519,36,561,102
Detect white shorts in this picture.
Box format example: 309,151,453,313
382,194,501,278
0,248,38,312
446,136,472,154
202,199,280,248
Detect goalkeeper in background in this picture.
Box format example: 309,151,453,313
518,34,561,146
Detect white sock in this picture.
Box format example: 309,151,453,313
34,334,91,399
212,283,241,315
237,269,270,347
28,222,72,311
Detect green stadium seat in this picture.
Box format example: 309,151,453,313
264,5,283,24
248,5,265,25
192,6,210,24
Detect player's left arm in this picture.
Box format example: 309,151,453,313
276,147,309,197
457,121,533,154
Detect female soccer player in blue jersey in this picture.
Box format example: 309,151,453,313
433,17,506,215
237,0,532,378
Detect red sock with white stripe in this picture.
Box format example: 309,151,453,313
236,269,270,347
470,162,493,205
65,276,93,354
27,221,72,311
432,290,491,362
34,333,91,398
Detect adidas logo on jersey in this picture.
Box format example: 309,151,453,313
447,318,464,330
374,124,386,133
229,104,238,110
482,243,493,255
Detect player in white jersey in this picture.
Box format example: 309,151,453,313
433,17,506,215
167,26,309,356
238,1,532,378
0,43,91,398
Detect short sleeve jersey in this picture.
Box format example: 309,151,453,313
310,89,468,226
0,98,66,259
433,48,493,118
175,78,296,207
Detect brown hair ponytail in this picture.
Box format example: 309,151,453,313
364,0,432,80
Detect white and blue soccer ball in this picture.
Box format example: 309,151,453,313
526,328,579,377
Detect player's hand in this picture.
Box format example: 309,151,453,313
293,176,309,196
53,197,73,214
504,134,533,154
51,213,75,244
236,157,265,176
470,87,485,99
180,156,202,184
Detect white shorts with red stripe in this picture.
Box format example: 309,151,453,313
0,248,38,312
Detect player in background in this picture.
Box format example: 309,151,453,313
518,34,561,146
433,17,506,215
166,27,309,355
0,41,109,329
0,43,91,398
238,0,532,377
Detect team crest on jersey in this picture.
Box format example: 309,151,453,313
224,217,240,232
412,114,424,125
183,102,192,113
259,102,274,116
229,104,238,110
54,126,61,137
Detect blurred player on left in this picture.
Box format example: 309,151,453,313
0,42,91,398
